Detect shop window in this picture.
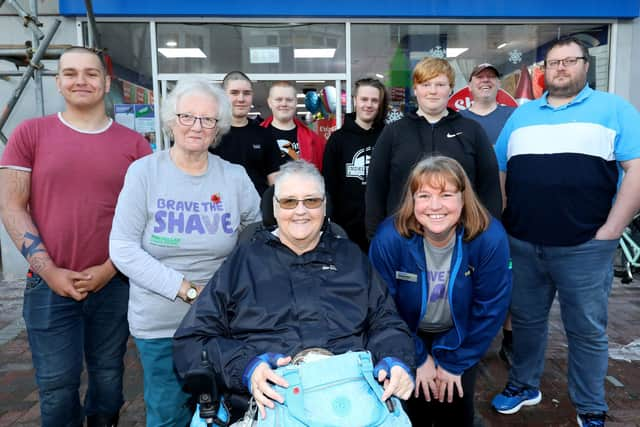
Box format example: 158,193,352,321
85,22,157,149
350,23,609,114
156,23,346,74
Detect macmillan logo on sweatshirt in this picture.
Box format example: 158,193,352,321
150,197,234,246
345,147,372,183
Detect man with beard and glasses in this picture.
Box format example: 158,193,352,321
491,36,640,427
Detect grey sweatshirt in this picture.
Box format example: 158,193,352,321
109,150,261,339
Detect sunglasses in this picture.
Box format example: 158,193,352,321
274,196,325,209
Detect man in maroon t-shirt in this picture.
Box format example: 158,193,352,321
0,47,151,427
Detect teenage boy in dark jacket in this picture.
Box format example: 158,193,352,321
365,57,501,239
323,78,388,252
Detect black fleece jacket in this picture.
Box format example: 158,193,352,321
322,113,383,252
365,108,501,238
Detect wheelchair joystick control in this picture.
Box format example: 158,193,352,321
184,350,230,426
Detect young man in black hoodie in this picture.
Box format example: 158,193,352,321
323,78,388,252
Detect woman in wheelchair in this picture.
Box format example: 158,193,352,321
173,160,415,425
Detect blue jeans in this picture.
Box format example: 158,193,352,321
23,272,130,427
134,337,192,427
507,235,617,414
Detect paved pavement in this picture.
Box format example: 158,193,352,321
1,273,639,427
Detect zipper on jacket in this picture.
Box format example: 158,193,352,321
419,270,428,323
431,124,436,152
432,231,464,355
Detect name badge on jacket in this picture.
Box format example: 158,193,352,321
395,271,418,282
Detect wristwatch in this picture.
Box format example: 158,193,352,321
185,285,198,303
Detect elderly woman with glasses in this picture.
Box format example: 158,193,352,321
109,79,261,426
173,160,415,425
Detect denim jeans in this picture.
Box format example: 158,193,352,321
22,272,130,427
134,337,192,427
507,235,617,414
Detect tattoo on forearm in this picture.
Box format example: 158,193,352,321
30,254,52,274
21,231,46,258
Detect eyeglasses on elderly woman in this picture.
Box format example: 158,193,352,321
274,196,325,209
176,113,218,129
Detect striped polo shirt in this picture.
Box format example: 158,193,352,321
495,85,640,246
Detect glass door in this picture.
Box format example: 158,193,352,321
157,75,347,149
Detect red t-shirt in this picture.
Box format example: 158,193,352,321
1,113,152,271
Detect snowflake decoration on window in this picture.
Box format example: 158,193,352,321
508,49,523,64
427,46,446,59
386,107,404,124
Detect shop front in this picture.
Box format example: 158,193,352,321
0,0,638,277
58,0,639,149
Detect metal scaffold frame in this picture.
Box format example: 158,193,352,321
0,0,100,145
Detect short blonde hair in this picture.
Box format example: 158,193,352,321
412,57,455,88
268,81,296,98
394,156,489,240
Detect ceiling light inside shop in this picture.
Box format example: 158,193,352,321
296,93,305,98
294,49,336,59
375,73,384,79
158,48,206,58
250,47,279,64
446,48,468,58
497,43,508,49
165,40,178,47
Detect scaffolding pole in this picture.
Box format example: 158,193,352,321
0,47,67,58
84,0,100,50
0,19,60,144
4,0,44,40
0,70,56,76
30,0,44,116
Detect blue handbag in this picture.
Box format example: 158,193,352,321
256,351,411,427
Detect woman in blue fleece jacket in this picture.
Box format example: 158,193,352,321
369,156,511,427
